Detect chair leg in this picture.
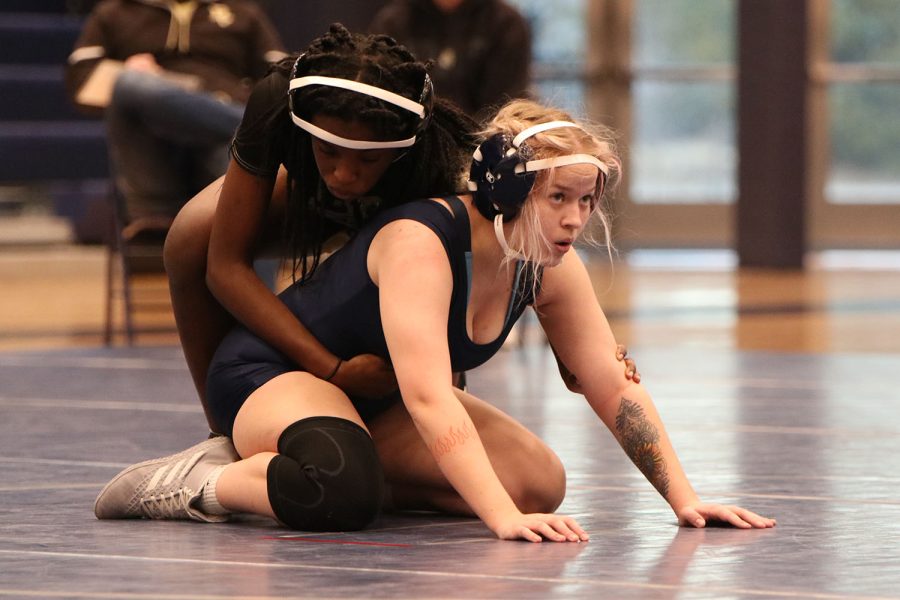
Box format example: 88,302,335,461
103,185,120,346
103,241,114,346
108,184,136,345
121,248,135,346
106,183,175,345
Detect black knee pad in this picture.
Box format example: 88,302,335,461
267,416,384,531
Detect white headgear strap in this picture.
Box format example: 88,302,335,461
493,214,528,261
511,121,580,148
509,121,610,176
288,75,426,150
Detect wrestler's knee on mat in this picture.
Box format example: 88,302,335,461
267,416,384,531
507,436,567,514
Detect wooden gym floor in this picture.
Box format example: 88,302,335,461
1,245,899,598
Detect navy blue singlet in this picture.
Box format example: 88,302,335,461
206,196,539,436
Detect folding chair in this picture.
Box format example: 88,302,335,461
103,187,174,345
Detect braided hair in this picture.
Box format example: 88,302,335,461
266,24,478,282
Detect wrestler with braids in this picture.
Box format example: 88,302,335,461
163,24,482,434
273,27,478,282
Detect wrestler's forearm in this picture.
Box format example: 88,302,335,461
405,394,520,530
590,385,700,511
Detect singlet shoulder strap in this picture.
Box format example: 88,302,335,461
443,195,467,218
440,195,472,253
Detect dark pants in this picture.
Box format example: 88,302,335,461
105,70,245,220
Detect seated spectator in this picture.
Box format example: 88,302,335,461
370,0,532,120
65,0,287,220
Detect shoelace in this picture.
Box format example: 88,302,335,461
140,487,195,519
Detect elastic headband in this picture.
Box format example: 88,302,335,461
515,154,609,176
288,75,426,149
465,152,610,190
510,121,581,149
289,76,427,118
509,121,609,176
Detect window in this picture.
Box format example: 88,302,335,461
827,0,900,204
810,0,900,247
632,0,736,204
510,0,900,250
509,0,587,116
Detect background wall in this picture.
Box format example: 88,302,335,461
263,0,387,52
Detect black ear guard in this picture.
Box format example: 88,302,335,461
468,133,537,221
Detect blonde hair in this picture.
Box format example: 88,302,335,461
479,100,622,268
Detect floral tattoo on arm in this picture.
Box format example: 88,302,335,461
615,398,670,498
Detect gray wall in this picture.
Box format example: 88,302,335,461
262,0,388,53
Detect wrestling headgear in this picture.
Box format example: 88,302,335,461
287,54,434,149
467,121,609,222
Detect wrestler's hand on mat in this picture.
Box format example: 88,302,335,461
492,512,589,543
676,503,776,529
330,353,398,399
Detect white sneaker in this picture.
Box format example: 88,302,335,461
94,436,239,522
